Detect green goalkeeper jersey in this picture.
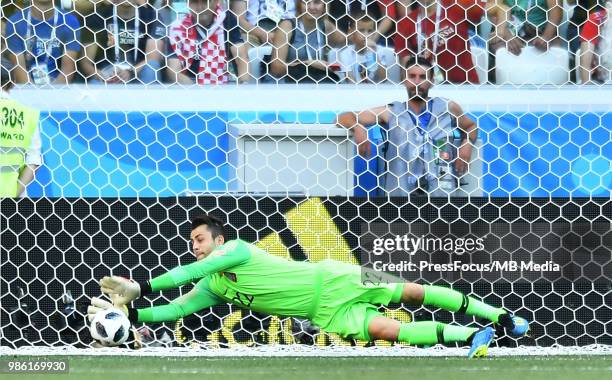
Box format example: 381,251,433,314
136,240,322,322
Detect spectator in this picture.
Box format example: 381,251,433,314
578,0,612,83
1,1,27,42
166,0,251,84
490,0,563,55
1,1,24,17
374,0,405,45
152,0,177,26
380,0,410,20
270,0,345,83
337,10,390,82
336,57,478,196
393,0,503,84
5,0,81,85
329,0,403,47
79,0,166,84
329,0,380,33
77,0,112,84
567,0,599,56
230,0,296,45
1,1,25,37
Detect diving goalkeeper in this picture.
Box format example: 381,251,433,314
89,213,529,357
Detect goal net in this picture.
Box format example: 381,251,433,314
1,0,611,355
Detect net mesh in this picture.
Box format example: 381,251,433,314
1,198,611,350
0,0,611,354
1,0,610,86
2,344,612,357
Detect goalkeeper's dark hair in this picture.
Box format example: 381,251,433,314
191,213,225,239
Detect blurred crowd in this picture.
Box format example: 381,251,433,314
1,0,611,85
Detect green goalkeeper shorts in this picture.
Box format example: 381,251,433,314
309,260,404,341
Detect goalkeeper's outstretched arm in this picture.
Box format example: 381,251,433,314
127,277,222,323
89,278,221,324
146,241,249,292
100,241,249,305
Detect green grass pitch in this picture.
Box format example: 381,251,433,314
1,356,610,380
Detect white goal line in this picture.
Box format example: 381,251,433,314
1,345,611,358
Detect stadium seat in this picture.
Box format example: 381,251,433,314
495,46,570,85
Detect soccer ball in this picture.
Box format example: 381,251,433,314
89,308,131,347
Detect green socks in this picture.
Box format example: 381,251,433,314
394,285,511,346
422,285,506,323
397,321,477,345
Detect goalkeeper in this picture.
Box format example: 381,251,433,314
90,214,529,358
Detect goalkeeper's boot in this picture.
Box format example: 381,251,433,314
498,313,530,338
467,327,495,358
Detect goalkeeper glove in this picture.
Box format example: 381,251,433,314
87,297,128,323
100,276,142,307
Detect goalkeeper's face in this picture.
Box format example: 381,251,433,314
190,225,224,261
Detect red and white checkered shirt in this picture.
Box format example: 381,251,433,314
169,5,228,85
